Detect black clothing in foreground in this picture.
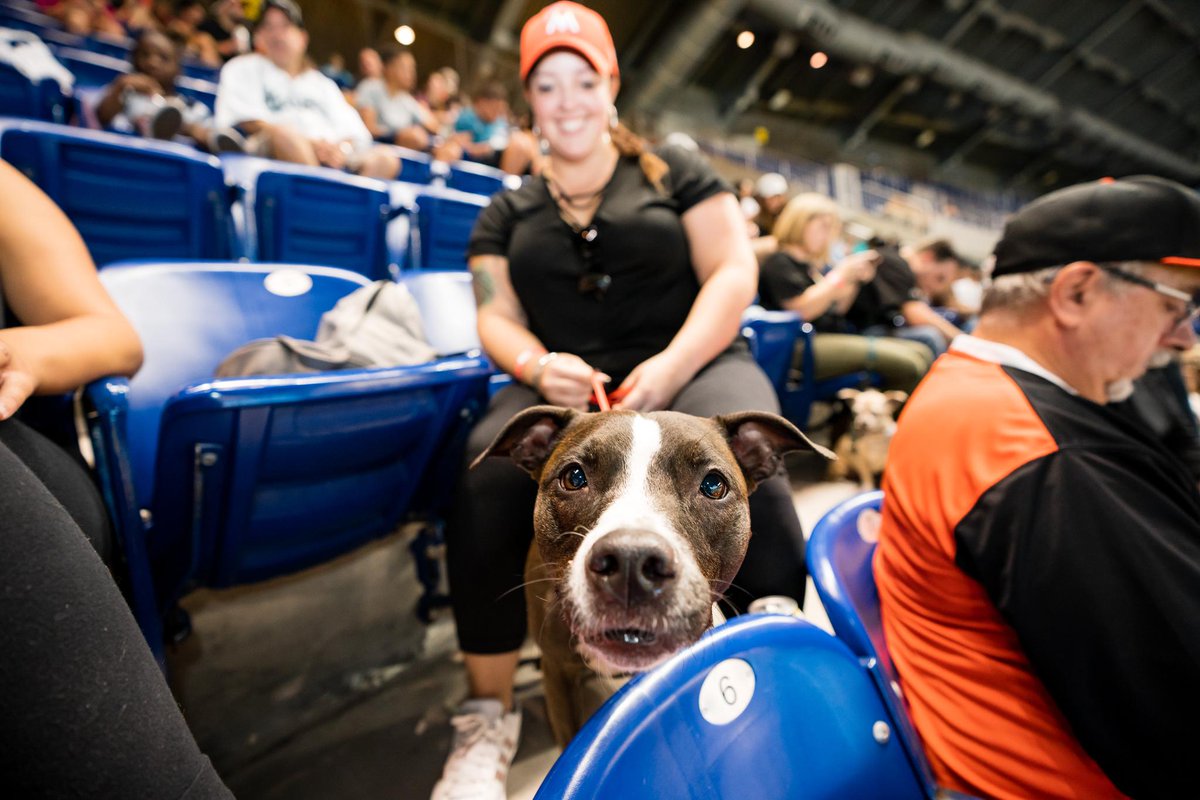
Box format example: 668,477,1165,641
1,416,112,564
0,433,232,799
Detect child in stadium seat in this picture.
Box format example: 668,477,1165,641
96,28,245,153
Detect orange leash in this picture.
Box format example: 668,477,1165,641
590,374,628,411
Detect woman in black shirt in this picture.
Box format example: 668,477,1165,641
432,4,811,796
759,193,933,392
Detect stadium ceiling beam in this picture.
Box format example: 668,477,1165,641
722,33,797,124
748,0,1200,183
624,0,748,115
843,0,983,151
486,0,527,52
1033,0,1141,91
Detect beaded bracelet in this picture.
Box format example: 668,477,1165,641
530,352,559,393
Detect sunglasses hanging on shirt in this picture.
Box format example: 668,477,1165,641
549,182,612,302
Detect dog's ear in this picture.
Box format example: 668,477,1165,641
837,388,861,402
717,411,835,491
471,405,580,478
883,390,908,417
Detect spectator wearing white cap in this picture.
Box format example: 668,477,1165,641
753,171,789,236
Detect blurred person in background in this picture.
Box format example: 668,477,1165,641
215,0,398,179
845,237,965,356
98,28,245,152
355,46,439,150
357,46,383,83
753,171,789,238
758,193,933,393
199,0,252,63
438,80,512,167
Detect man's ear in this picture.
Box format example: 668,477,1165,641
716,411,835,492
470,406,579,478
1047,261,1103,328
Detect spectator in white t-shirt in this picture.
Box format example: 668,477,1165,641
214,0,398,179
355,46,438,151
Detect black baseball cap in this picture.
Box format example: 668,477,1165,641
992,175,1200,277
257,0,304,29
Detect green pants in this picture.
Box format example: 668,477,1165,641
793,333,934,394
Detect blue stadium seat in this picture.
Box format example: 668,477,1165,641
444,159,511,196
179,58,218,83
808,491,977,799
0,118,233,263
223,155,394,279
410,184,489,271
535,613,927,800
388,144,433,184
85,262,493,663
81,32,132,60
740,306,880,428
53,46,124,87
0,63,65,122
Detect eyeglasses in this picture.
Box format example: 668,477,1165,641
574,225,611,301
1099,263,1200,328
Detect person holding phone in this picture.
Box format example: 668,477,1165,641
757,193,934,393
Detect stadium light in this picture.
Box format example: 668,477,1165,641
395,24,415,45
737,30,755,49
810,51,828,69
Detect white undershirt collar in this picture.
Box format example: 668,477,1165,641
950,334,1079,396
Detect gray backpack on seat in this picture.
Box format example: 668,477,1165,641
215,281,437,378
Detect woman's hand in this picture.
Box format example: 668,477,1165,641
613,351,694,412
833,250,879,286
535,353,605,410
0,339,37,420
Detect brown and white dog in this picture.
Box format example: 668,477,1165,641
474,406,831,744
828,388,907,488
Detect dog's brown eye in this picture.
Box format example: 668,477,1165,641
561,464,588,490
699,471,727,499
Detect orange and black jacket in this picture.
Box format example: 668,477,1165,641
877,349,1200,800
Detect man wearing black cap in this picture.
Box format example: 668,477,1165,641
214,0,398,179
875,176,1200,800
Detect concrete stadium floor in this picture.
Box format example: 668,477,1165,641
167,451,865,799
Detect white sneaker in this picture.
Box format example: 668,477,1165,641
431,698,522,800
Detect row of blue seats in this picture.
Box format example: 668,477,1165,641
79,260,949,797
0,117,499,275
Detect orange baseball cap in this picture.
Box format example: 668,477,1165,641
519,1,619,82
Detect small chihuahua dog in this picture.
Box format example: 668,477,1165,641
829,388,907,488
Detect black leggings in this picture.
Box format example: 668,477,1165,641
0,417,112,564
0,424,232,798
446,350,809,654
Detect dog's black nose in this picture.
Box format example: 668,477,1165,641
586,529,678,607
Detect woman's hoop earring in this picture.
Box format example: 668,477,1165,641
533,124,549,155
609,105,619,130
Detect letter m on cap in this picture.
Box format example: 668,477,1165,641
545,7,580,34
